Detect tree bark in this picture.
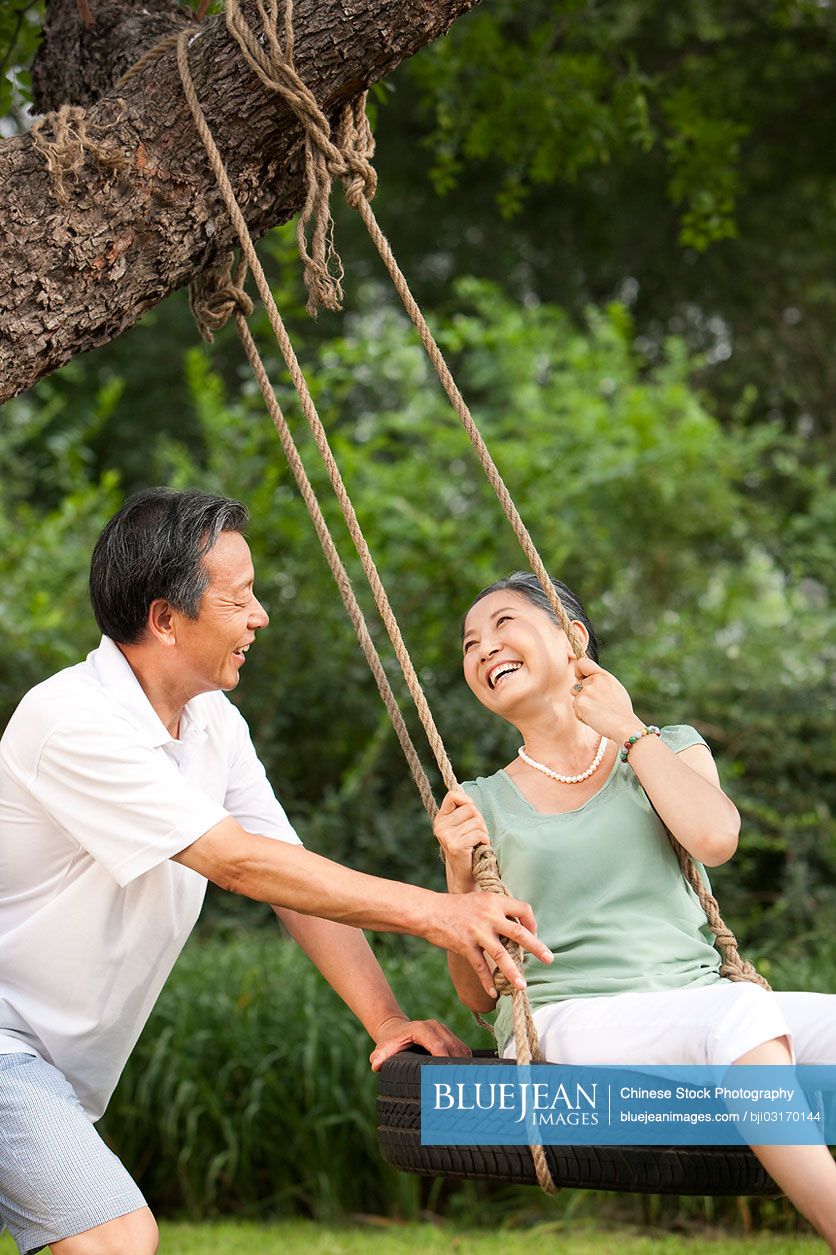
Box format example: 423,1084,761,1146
0,0,479,403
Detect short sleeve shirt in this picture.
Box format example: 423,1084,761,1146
463,726,723,1052
0,636,301,1119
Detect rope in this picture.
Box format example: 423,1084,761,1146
230,262,438,819
668,834,770,988
30,103,124,205
224,0,376,317
347,139,770,993
177,27,459,794
216,0,767,995
189,251,254,341
176,21,557,1193
220,0,585,659
114,29,186,90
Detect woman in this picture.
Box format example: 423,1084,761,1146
434,572,836,1249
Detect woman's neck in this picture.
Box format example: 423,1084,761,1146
513,703,602,770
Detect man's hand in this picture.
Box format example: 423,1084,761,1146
369,1014,471,1072
428,890,552,999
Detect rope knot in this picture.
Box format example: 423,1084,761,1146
224,0,378,315
471,844,532,1008
341,162,377,212
188,253,253,343
336,99,378,209
31,102,125,205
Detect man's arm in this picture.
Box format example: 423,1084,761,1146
274,907,469,1069
172,817,553,997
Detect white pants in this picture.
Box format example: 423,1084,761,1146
501,984,836,1067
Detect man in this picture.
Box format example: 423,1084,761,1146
0,488,549,1255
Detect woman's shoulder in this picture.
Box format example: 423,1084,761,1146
461,770,506,806
460,770,513,834
659,724,711,755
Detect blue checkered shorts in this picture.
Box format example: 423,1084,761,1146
0,1053,146,1254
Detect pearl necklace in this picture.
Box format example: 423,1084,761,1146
517,736,608,785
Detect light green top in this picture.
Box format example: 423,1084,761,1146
462,725,723,1051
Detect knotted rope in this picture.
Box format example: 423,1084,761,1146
189,251,254,342
30,103,124,204
225,0,376,316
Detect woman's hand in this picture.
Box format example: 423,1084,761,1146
571,656,642,743
433,788,490,893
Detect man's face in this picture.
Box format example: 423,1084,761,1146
172,530,269,695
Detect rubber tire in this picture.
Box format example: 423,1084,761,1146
378,1051,779,1196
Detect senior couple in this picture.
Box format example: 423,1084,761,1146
3,487,836,1255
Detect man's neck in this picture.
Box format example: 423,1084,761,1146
115,642,187,740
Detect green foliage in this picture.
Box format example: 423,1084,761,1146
0,2,41,129
410,4,656,220
377,0,836,453
0,275,831,948
406,0,835,250
0,380,121,712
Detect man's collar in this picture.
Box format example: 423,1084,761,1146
88,636,208,748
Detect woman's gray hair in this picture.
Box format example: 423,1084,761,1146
89,487,249,644
466,572,600,662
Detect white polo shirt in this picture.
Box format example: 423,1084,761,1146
0,636,301,1119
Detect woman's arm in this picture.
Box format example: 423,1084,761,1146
616,735,739,866
572,657,739,866
434,790,505,1013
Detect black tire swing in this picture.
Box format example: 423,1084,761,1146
377,1052,776,1196
172,0,778,1199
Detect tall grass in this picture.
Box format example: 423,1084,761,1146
100,933,476,1220
98,930,835,1231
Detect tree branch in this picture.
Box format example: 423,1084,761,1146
0,0,480,402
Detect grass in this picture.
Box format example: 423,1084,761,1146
97,934,479,1220
0,1220,824,1255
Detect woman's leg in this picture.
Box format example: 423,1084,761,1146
733,1035,836,1252
510,986,836,1248
505,982,790,1066
772,992,836,1063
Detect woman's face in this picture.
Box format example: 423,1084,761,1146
461,589,586,718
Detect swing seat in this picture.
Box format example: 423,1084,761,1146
377,1050,779,1196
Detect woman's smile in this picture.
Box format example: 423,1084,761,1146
485,659,524,689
